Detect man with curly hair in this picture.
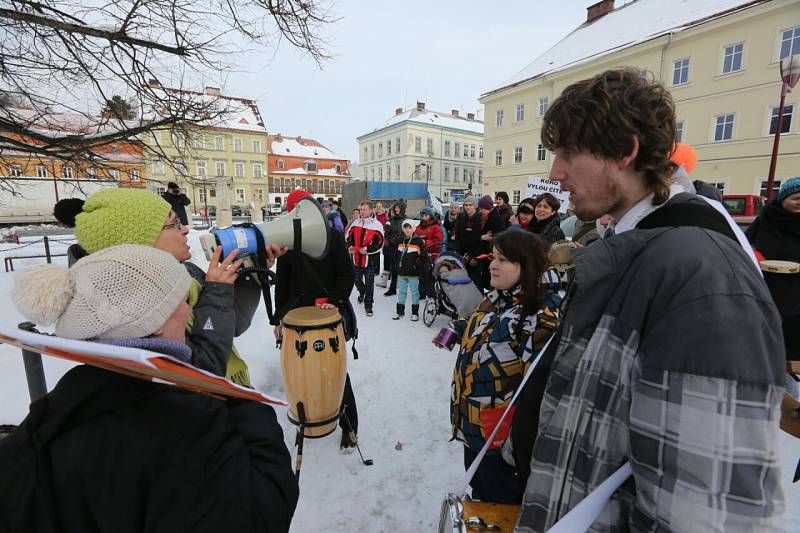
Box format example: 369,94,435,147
514,68,785,531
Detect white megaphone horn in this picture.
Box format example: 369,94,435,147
199,197,330,261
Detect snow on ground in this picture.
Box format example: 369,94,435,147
0,231,798,532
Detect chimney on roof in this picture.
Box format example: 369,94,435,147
204,86,221,96
296,135,303,144
586,0,614,23
416,101,425,111
275,133,282,142
467,112,475,120
395,107,403,115
147,79,161,89
451,109,460,117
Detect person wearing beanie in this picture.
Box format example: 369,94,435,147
454,195,503,290
493,192,513,228
272,190,361,450
747,176,800,388
321,200,344,233
2,244,299,532
57,187,287,387
394,220,427,321
414,206,444,261
161,181,191,226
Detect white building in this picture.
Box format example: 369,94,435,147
357,102,484,201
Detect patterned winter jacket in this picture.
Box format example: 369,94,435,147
516,223,786,532
450,287,559,452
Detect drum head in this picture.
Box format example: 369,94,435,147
282,306,342,327
760,260,800,274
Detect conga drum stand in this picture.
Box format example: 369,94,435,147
292,402,373,480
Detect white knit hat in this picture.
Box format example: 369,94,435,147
12,244,191,340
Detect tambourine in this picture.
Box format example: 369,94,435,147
759,260,800,274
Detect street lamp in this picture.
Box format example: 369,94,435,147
766,53,800,201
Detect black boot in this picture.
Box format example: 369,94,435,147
393,304,405,320
410,304,419,322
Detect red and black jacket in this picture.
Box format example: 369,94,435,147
346,217,384,269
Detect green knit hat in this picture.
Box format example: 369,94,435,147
74,188,172,254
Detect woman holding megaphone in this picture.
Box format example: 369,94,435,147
54,188,286,386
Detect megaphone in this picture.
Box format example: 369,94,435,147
199,197,330,263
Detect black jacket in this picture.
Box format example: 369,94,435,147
493,204,513,228
528,214,565,243
443,212,459,245
386,213,406,246
161,191,191,226
746,200,800,359
454,211,504,259
396,235,426,277
0,365,298,533
273,228,355,324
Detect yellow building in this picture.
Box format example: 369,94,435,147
357,103,485,202
480,0,800,203
144,85,269,214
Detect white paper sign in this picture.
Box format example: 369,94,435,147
526,176,569,213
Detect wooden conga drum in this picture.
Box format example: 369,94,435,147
280,306,347,438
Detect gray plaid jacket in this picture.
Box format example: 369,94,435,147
517,224,786,532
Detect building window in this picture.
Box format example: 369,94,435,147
9,164,21,177
86,167,96,178
672,57,690,86
252,140,262,153
234,138,242,152
415,137,421,153
513,190,521,204
395,137,400,153
706,182,726,194
463,144,469,158
335,163,342,173
110,169,119,181
478,169,483,181
427,137,434,155
386,165,391,179
769,104,794,135
445,141,451,156
193,134,205,149
276,159,285,169
463,168,468,182
760,180,782,197
479,146,484,160
395,163,400,180
63,166,73,179
173,133,186,149
470,145,476,158
216,162,226,176
780,26,800,60
537,144,546,161
234,163,244,178
514,146,523,164
495,149,503,166
722,43,744,74
454,142,461,158
444,166,450,182
304,161,318,173
153,161,165,175
676,121,685,142
386,140,392,155
427,165,433,180
131,170,140,182
378,143,383,158
363,147,368,162
495,109,504,127
414,163,422,180
199,188,207,202
213,136,223,151
196,161,207,177
714,113,735,142
378,167,383,180
36,165,47,177
371,167,375,180
453,166,460,183
516,103,525,122
256,188,264,202
538,97,549,117
235,188,245,202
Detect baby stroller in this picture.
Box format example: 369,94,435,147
422,252,484,327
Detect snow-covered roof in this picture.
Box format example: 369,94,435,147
270,166,349,177
147,86,266,133
1,106,145,139
269,135,347,160
362,108,484,138
484,0,766,97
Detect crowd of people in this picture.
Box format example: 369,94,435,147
0,66,795,532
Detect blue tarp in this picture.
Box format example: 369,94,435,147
366,182,428,199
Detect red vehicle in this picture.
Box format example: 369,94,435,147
721,195,764,226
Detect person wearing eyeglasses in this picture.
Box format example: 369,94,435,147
52,188,286,386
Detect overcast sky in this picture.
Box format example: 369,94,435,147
223,1,593,161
